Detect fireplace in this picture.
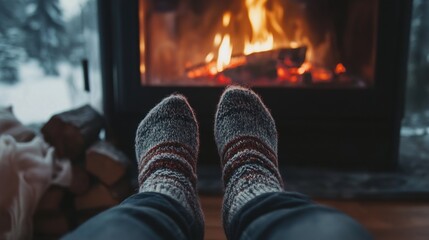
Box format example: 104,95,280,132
99,0,412,169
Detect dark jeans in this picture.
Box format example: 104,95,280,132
63,192,373,240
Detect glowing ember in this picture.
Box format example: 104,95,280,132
312,68,333,82
335,63,347,75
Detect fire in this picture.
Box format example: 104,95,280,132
211,0,289,73
298,62,312,75
243,0,274,54
214,33,222,46
205,52,214,63
185,0,349,86
214,11,234,72
244,0,287,55
222,11,232,27
217,34,233,72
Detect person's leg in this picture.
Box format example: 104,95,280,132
64,95,204,240
229,192,372,240
215,86,372,240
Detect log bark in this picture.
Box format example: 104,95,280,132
74,184,120,210
108,176,134,200
69,166,91,195
41,105,104,159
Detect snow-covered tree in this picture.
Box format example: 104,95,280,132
24,0,65,75
0,0,28,84
0,29,23,84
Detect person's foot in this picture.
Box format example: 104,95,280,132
215,86,284,228
135,94,204,230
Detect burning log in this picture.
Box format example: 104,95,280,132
41,105,104,160
222,59,278,85
246,47,307,67
185,47,307,80
85,141,131,186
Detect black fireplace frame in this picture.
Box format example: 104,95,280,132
98,0,413,170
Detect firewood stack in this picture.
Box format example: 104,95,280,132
34,105,135,239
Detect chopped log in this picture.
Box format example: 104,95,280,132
69,166,91,195
41,105,104,159
36,187,65,213
74,184,120,210
86,141,131,186
33,211,70,237
108,176,134,200
0,107,35,142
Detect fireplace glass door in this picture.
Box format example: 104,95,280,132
138,0,378,88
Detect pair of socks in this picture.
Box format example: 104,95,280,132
135,86,284,236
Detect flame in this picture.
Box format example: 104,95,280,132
244,0,273,54
223,11,232,27
205,52,214,63
298,62,312,75
217,34,233,72
243,0,287,55
290,41,299,49
214,33,222,46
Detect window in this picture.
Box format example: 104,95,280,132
0,0,101,124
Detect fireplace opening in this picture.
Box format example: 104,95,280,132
139,0,378,87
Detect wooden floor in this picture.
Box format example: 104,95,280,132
200,195,429,240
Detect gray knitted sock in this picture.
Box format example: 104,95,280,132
135,94,204,232
215,86,284,229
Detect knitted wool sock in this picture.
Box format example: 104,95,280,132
135,94,204,232
215,86,284,229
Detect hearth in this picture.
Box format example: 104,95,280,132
99,0,412,169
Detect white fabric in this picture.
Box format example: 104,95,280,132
0,135,72,240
